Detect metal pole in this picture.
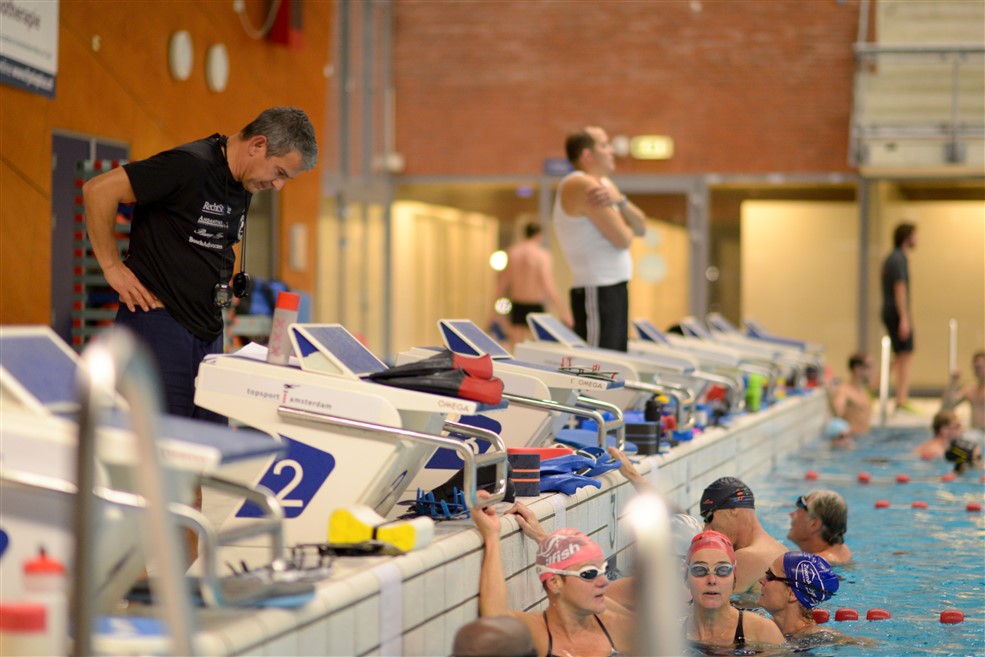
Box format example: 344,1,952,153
879,334,891,426
625,492,683,657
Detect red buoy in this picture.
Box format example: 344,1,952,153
941,472,956,482
940,609,965,624
875,500,891,509
912,500,928,509
866,608,891,621
805,470,818,480
858,472,871,484
920,452,933,461
967,502,982,512
811,609,830,624
834,608,859,621
896,473,910,483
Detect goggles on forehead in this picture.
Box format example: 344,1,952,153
796,495,810,512
537,561,608,581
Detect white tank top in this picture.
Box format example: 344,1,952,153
552,171,633,288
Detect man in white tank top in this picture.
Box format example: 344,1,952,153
552,126,646,351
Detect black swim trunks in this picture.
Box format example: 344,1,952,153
510,302,545,326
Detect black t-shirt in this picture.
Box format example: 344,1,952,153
123,135,251,340
880,248,908,313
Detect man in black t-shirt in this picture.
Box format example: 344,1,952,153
83,107,318,422
880,222,917,413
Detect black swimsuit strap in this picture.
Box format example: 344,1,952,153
594,614,618,650
544,611,554,657
733,608,746,646
543,610,618,657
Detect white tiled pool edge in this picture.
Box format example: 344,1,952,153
195,391,827,656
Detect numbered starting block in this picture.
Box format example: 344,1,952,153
195,324,508,556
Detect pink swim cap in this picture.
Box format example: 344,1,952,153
535,529,605,582
686,530,736,565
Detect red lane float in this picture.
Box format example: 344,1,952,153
858,472,871,484
866,609,891,621
911,500,928,509
940,609,965,624
811,609,830,624
875,500,891,509
805,470,818,480
941,472,956,482
834,608,859,621
896,473,910,483
967,502,982,512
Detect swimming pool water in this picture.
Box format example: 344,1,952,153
745,425,985,656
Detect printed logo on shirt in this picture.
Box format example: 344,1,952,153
202,200,225,215
198,216,228,229
194,228,219,239
188,236,224,250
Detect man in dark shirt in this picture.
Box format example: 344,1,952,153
880,222,917,412
83,107,318,422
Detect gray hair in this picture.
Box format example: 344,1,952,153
241,106,318,171
808,490,848,546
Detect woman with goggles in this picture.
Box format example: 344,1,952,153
757,551,872,649
684,531,785,649
472,492,633,657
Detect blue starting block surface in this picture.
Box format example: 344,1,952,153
438,319,623,390
101,409,284,466
0,327,80,411
289,324,388,378
439,319,513,360
632,319,673,346
526,313,588,347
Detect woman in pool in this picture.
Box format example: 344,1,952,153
757,551,874,648
472,494,634,657
685,530,785,649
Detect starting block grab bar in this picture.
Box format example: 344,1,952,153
501,393,626,451
277,405,509,511
1,466,288,609
624,381,696,431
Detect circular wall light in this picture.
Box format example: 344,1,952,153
206,43,230,92
168,30,193,81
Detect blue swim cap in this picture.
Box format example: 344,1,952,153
782,552,839,609
824,418,851,440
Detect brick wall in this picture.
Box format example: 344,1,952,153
393,0,861,175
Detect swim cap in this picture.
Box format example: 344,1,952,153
535,529,604,582
686,530,736,565
824,418,851,440
782,552,839,609
700,477,755,521
671,514,705,558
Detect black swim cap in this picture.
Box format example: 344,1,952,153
945,438,977,472
700,477,755,521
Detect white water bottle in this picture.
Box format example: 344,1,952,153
267,291,301,365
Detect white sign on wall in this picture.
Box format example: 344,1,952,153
1,0,59,98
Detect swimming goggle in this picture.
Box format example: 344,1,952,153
700,494,749,523
537,561,608,581
687,563,735,578
765,567,829,595
795,495,810,512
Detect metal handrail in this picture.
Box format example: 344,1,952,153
575,395,626,451
72,330,195,656
2,464,285,609
500,392,624,450
277,405,508,510
624,381,696,431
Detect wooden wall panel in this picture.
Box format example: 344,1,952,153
1,0,332,325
